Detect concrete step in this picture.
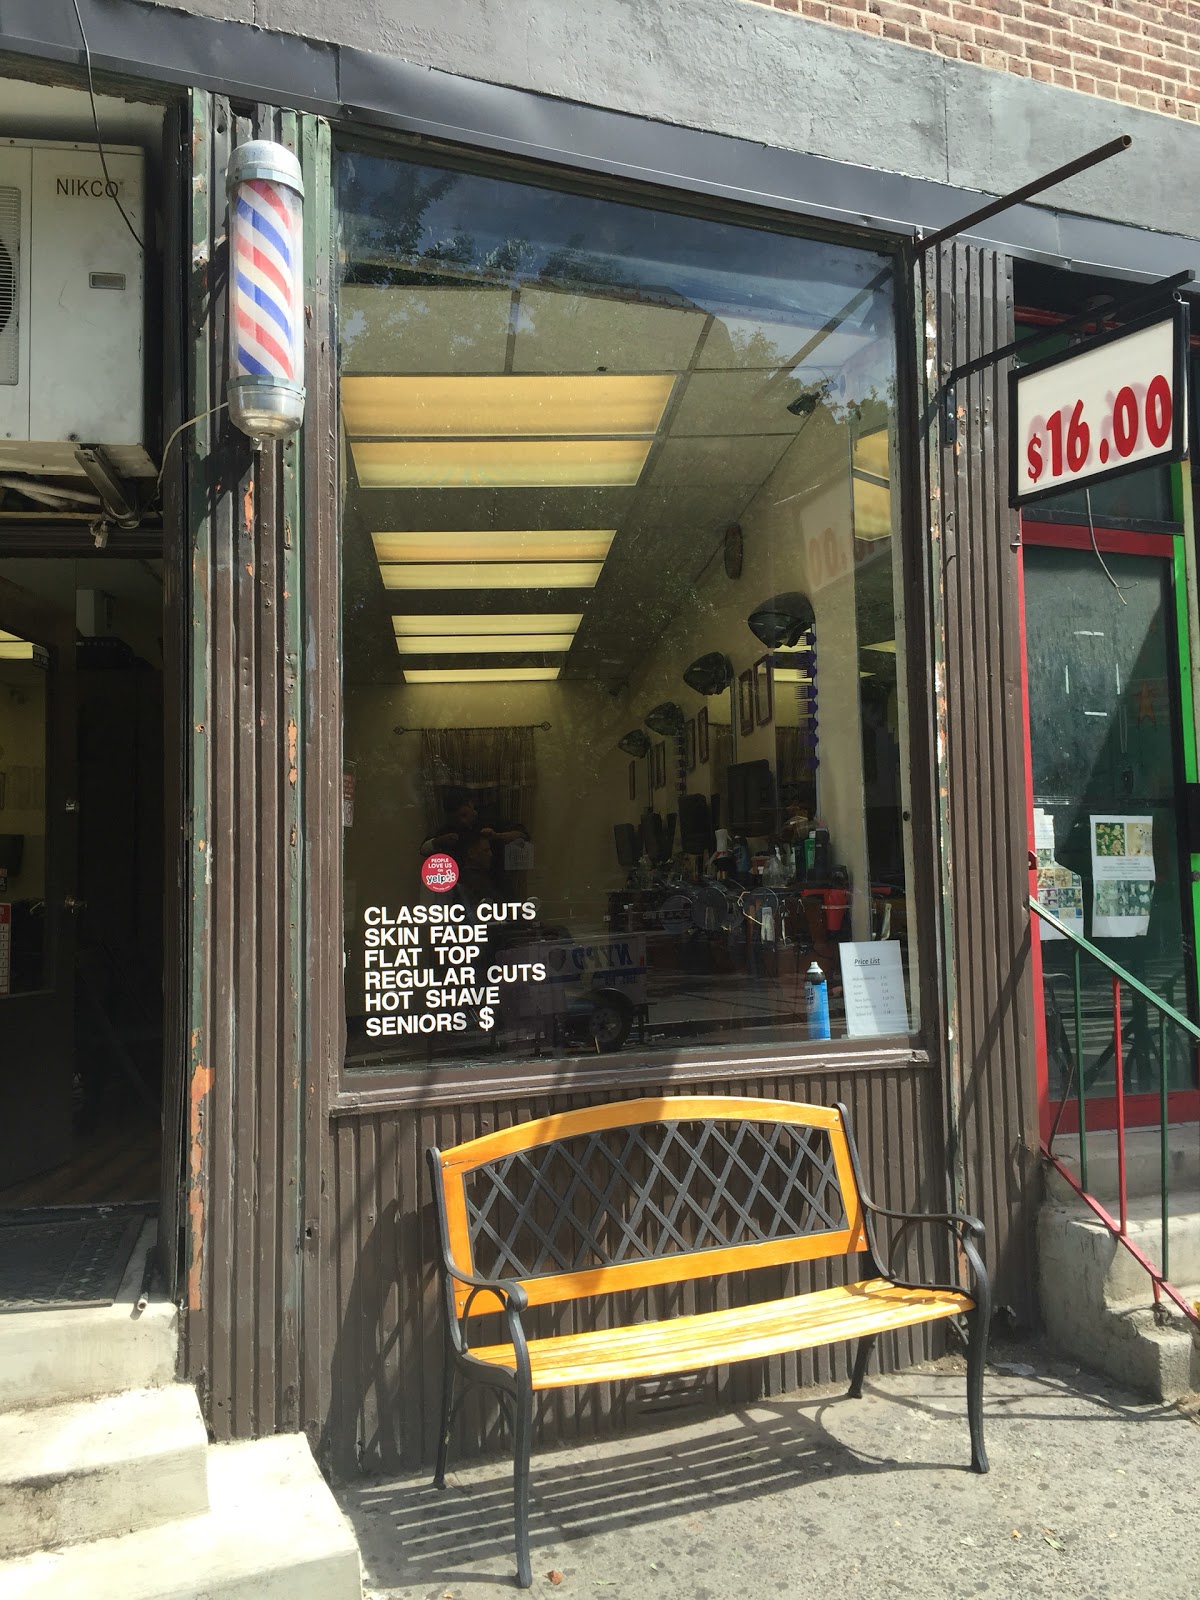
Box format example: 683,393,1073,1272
1039,1195,1200,1401
0,1385,208,1559
0,1222,177,1411
1111,1286,1200,1398
1040,1188,1200,1304
1046,1125,1200,1204
0,1433,363,1599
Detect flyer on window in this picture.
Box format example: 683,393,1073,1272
838,940,908,1037
1033,807,1083,941
1089,815,1154,938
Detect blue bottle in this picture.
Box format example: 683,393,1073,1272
806,960,830,1040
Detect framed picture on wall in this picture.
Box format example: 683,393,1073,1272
738,668,755,737
697,707,709,765
628,759,637,800
685,718,696,773
754,656,774,728
653,741,667,789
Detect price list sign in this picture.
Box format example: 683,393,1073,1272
1009,306,1189,507
0,903,10,997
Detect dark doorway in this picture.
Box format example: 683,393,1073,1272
0,554,165,1207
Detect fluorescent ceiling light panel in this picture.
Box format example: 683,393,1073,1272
0,630,34,661
852,428,893,541
403,666,562,684
853,428,891,478
380,561,603,590
394,634,576,655
863,639,897,654
341,374,674,438
373,529,615,563
352,438,650,489
392,612,583,637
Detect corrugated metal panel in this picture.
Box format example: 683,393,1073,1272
326,1065,945,1474
180,92,329,1443
933,241,1040,1324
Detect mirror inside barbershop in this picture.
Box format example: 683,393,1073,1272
337,150,917,1071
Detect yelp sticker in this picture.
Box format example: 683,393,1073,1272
421,852,459,893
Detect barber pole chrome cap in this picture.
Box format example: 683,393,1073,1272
226,140,306,440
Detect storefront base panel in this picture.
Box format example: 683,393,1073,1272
325,1059,946,1476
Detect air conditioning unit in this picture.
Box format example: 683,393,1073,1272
0,139,152,481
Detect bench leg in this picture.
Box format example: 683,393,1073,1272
433,1344,455,1490
513,1382,534,1588
966,1307,989,1474
847,1334,876,1399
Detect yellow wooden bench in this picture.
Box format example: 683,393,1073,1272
427,1095,989,1587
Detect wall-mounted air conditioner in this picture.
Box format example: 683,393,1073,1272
0,139,151,480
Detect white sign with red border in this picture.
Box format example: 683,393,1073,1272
1010,306,1189,507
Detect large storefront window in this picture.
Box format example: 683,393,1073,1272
336,147,918,1071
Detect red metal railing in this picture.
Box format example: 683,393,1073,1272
1031,896,1200,1332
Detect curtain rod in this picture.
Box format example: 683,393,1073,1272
392,721,552,734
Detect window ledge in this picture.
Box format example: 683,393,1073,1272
330,1037,932,1116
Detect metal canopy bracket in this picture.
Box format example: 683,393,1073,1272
919,134,1132,257
925,134,1135,447
73,445,142,531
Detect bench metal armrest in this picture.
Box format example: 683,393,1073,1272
440,1256,531,1372
859,1195,989,1302
442,1257,529,1314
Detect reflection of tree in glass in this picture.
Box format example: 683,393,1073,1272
538,232,632,292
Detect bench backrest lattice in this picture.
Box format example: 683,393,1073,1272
433,1097,868,1316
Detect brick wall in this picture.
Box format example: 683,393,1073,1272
751,1,1200,122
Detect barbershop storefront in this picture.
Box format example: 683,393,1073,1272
3,3,1198,1476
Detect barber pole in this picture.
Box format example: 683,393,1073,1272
226,141,306,439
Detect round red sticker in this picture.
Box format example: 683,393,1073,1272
421,852,459,893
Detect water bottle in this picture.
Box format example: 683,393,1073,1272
806,960,830,1040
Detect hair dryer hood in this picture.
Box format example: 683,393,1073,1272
644,701,686,736
618,729,652,758
683,652,734,696
747,592,815,649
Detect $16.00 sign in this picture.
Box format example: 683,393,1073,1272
1009,306,1189,508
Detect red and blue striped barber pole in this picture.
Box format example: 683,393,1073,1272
226,141,306,440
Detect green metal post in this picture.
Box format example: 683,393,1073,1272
1074,946,1087,1192
1160,1012,1170,1284
1171,473,1200,1056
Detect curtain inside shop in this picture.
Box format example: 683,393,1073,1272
419,725,536,835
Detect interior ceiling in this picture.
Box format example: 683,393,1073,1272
341,280,887,689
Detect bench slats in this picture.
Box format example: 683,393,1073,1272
437,1096,850,1173
464,1278,971,1389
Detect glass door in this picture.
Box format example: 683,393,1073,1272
1024,522,1200,1131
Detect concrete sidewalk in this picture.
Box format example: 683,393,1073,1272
339,1348,1200,1599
